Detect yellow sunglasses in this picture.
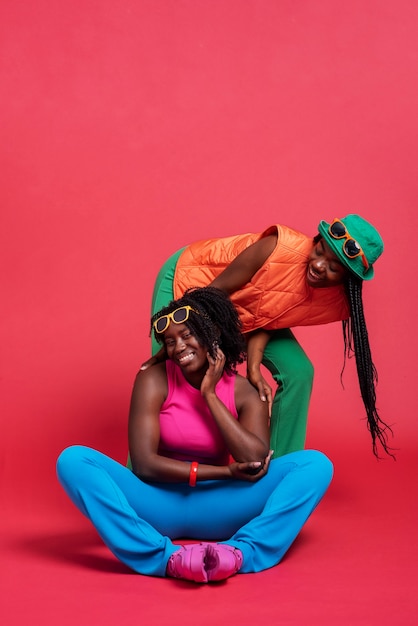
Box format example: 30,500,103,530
153,306,199,334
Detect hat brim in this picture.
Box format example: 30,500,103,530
318,220,374,281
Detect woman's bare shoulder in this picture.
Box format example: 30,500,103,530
133,361,168,392
234,373,260,397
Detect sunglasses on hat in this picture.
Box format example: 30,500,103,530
328,219,369,269
153,306,199,334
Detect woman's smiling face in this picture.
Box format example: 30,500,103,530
163,322,208,373
306,238,348,288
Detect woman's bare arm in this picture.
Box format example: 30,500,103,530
211,233,277,294
200,350,270,462
246,330,273,411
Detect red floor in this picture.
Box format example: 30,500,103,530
2,441,416,626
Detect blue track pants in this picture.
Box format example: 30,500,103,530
56,447,333,577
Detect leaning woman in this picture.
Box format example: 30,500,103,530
57,287,333,583
142,215,392,458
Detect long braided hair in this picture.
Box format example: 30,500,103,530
342,274,394,458
312,233,393,458
151,286,246,375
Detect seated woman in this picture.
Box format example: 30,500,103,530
56,287,333,583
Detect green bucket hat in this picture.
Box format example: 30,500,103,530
317,214,384,280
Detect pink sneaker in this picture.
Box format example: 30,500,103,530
166,544,208,582
204,544,243,582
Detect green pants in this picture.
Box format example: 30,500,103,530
151,249,313,458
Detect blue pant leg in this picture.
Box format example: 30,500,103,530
224,450,333,573
56,445,180,577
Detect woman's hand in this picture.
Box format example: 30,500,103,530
140,347,166,372
228,450,273,482
246,329,273,412
200,346,225,396
247,367,273,414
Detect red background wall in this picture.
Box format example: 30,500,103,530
1,1,417,623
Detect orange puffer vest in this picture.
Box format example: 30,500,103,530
174,224,349,332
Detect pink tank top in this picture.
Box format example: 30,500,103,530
158,360,238,465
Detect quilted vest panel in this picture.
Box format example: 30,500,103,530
174,224,349,332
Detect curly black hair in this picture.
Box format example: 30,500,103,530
151,287,246,374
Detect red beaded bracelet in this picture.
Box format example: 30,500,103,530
189,461,198,487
